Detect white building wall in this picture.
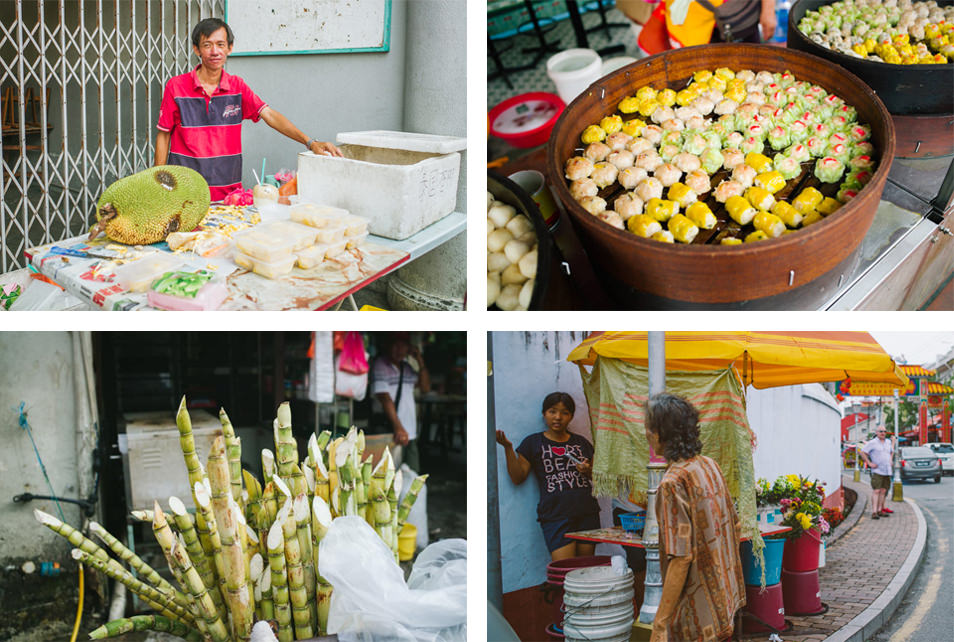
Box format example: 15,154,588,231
747,384,843,496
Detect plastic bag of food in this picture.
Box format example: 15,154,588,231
319,517,466,642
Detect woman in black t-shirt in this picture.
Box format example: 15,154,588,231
496,392,602,561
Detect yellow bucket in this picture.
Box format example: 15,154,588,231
398,523,417,561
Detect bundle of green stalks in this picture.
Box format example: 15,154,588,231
34,398,427,642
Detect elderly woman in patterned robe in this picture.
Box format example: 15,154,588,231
645,392,745,642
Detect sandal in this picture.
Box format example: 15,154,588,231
879,511,890,517
871,513,880,519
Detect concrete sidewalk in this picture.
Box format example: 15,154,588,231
739,474,927,642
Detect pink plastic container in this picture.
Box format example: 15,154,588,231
147,282,228,311
781,568,824,615
742,583,785,633
783,528,821,572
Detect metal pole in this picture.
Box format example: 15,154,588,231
638,332,665,628
487,334,503,611
892,389,903,502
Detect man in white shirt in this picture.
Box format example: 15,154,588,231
860,426,894,520
371,333,430,472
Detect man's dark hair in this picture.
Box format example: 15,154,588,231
192,18,234,48
542,392,575,415
646,393,703,461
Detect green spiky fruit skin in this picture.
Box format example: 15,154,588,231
94,165,210,244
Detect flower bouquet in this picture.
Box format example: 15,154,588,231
777,475,830,539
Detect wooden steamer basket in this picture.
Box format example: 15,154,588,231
546,44,896,307
787,0,953,158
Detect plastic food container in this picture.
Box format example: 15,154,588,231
147,282,228,311
314,223,345,244
233,221,318,261
325,238,349,258
619,510,646,533
234,251,296,279
340,214,370,237
113,252,186,292
297,130,466,240
489,92,565,149
345,231,368,249
289,203,349,228
296,244,329,269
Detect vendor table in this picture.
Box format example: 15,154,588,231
22,210,464,311
567,524,793,548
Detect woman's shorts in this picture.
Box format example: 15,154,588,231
870,473,891,490
540,512,601,553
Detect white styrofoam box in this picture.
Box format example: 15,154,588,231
297,130,467,240
125,409,221,511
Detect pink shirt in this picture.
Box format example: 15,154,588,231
157,66,266,201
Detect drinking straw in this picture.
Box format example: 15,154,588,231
252,169,262,185
261,159,267,184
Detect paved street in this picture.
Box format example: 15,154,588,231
870,474,953,642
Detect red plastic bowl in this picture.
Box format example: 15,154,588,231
489,92,565,148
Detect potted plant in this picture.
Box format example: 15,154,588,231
778,475,831,572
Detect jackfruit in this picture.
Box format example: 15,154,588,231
89,165,211,245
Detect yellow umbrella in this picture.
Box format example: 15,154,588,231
568,331,909,389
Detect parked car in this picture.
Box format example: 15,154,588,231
925,442,954,475
899,446,942,483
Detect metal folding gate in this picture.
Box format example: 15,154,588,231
0,0,222,273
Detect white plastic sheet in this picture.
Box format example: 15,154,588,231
319,517,466,642
308,331,335,403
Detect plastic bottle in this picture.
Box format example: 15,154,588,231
773,0,791,43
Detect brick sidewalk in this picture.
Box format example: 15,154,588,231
739,475,920,642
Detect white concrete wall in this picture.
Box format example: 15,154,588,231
747,384,843,495
491,331,619,594
0,332,84,562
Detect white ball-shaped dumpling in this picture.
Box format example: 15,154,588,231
488,203,516,228
487,251,510,274
487,192,495,210
501,263,527,286
487,228,513,253
518,279,534,310
518,249,537,279
487,273,500,307
504,239,531,265
516,230,538,245
505,214,533,239
496,284,522,311
487,217,496,234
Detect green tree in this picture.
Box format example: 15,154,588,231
882,398,918,436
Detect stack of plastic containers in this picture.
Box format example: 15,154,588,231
740,537,787,633
781,528,825,615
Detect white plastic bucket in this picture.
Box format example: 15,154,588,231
562,566,635,642
546,49,602,103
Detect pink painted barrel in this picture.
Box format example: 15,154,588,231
742,583,785,634
781,568,824,615
782,528,821,572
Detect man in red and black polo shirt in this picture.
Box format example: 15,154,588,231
154,18,342,201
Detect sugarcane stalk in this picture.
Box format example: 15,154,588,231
308,435,331,507
388,484,400,559
280,499,313,640
303,465,316,499
34,509,112,564
361,457,374,525
288,463,308,499
372,486,392,545
194,480,230,613
130,509,155,523
327,438,341,512
315,429,332,454
89,614,202,641
336,449,355,517
71,549,192,626
310,496,332,554
208,436,252,642
262,448,276,482
275,403,298,482
249,552,265,621
219,407,245,510
176,397,205,489
259,564,274,623
316,578,333,636
267,517,293,642
397,474,429,530
293,494,317,625
356,429,366,459
262,481,278,527
88,521,189,610
154,505,230,642
169,496,224,616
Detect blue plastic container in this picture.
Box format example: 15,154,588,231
741,537,785,586
619,510,646,533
